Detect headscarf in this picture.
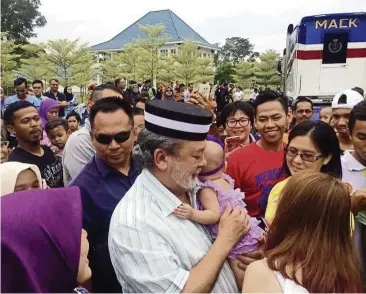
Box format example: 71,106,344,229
39,98,60,127
1,187,83,293
0,162,42,196
64,86,74,102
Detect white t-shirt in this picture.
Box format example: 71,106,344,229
233,91,243,101
341,150,366,224
249,92,258,100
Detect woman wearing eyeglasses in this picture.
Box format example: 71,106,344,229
265,120,342,224
220,102,258,157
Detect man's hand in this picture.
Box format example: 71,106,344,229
57,101,68,108
351,188,366,214
217,204,250,248
236,235,265,270
173,204,194,219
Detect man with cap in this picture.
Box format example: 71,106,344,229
109,100,250,293
331,88,364,152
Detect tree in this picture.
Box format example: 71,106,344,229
254,50,281,88
1,0,46,43
40,39,94,86
17,57,51,83
120,44,146,81
135,24,167,86
157,55,176,85
233,61,256,89
220,37,254,63
214,61,235,84
0,33,21,89
172,41,213,85
100,53,125,82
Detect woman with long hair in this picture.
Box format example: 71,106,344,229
243,172,362,292
265,120,342,223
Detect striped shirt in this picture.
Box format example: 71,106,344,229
109,169,238,293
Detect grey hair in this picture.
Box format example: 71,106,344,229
133,128,185,169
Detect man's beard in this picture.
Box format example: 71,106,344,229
171,159,199,191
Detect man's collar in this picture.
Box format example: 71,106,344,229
343,150,366,171
140,169,194,217
95,154,137,178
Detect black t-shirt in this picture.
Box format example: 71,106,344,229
9,145,64,188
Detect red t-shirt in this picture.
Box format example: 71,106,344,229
226,142,286,217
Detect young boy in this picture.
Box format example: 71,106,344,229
66,111,81,134
45,119,69,158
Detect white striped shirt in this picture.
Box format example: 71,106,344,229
108,169,238,293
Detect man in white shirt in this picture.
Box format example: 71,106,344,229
249,88,258,102
233,87,244,101
341,100,366,287
109,100,251,293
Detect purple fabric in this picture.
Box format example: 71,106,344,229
198,174,264,259
1,187,83,293
206,135,224,149
39,98,60,128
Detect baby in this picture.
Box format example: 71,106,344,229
45,119,69,158
174,140,264,287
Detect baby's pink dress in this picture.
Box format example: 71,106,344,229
198,173,264,260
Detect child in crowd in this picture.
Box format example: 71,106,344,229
45,119,69,158
173,140,264,288
319,106,332,125
66,111,81,134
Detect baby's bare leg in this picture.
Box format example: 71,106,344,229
229,258,245,290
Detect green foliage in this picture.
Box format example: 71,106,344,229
254,50,281,87
0,33,21,88
220,37,254,63
1,0,46,43
214,61,235,83
172,41,213,85
135,24,168,84
39,39,94,86
233,61,256,89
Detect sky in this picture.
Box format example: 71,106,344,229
32,0,365,53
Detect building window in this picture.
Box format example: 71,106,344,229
171,49,177,54
160,49,168,56
202,53,207,58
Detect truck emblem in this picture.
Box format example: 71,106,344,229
328,39,342,53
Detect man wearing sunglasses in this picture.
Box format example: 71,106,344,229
62,83,123,186
69,97,138,293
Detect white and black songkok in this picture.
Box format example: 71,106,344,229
145,100,213,141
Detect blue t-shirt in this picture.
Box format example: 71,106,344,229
3,95,41,113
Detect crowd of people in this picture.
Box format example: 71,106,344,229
0,75,366,293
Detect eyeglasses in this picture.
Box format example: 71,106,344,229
1,141,9,148
296,109,313,115
226,118,250,128
285,147,322,162
95,130,131,145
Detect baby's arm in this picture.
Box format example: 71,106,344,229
173,187,221,225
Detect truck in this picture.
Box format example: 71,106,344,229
280,12,366,105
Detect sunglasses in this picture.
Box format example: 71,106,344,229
95,130,131,145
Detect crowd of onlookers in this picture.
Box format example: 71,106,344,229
0,76,365,293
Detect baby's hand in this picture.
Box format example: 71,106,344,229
173,204,194,219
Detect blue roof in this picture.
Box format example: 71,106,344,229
91,9,216,51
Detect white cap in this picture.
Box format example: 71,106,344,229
332,89,364,109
